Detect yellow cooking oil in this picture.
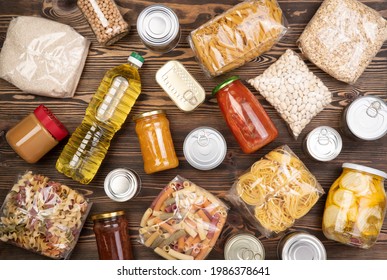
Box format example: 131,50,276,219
56,52,144,184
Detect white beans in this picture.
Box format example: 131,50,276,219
248,49,332,139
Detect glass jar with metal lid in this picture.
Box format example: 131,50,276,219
92,211,134,260
212,76,278,154
133,110,179,174
136,5,180,53
224,233,265,260
323,163,387,249
341,96,387,141
303,126,342,161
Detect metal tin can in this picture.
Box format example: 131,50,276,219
303,126,342,161
104,168,141,202
183,126,227,170
136,5,180,53
224,233,265,260
277,231,326,260
156,60,205,112
342,96,387,141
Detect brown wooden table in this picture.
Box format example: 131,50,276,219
0,0,386,260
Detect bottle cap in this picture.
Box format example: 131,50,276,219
33,105,68,141
128,52,145,68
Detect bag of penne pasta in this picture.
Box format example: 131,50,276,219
189,0,288,77
0,171,92,259
227,145,324,238
139,175,228,260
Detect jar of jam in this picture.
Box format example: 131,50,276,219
212,76,278,153
6,105,68,163
133,110,179,174
92,211,134,260
322,163,387,249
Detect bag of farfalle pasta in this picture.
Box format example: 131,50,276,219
139,176,228,260
189,0,287,77
227,146,324,237
0,171,92,259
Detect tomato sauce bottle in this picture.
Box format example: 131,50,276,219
212,76,278,153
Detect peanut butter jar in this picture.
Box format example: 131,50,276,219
6,105,68,163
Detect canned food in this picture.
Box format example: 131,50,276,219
303,126,342,161
342,96,387,141
183,126,227,170
136,5,180,53
224,233,265,260
156,60,205,112
278,231,326,260
104,168,141,202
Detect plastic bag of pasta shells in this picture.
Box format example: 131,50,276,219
189,0,287,77
0,171,92,259
227,145,324,237
139,175,228,260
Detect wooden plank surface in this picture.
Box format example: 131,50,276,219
0,0,386,260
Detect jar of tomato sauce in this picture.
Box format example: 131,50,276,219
212,76,278,153
133,110,179,174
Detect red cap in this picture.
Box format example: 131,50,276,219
33,105,68,141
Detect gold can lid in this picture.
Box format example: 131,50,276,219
91,210,126,221
132,110,166,121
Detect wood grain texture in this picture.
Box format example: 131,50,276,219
0,0,386,260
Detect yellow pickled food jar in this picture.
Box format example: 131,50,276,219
322,163,387,249
133,110,179,174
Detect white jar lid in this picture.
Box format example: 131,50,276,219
346,96,387,140
183,127,227,170
342,163,387,179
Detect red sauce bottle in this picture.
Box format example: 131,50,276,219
212,76,278,153
92,211,134,260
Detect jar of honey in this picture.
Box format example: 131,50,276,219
322,163,387,249
212,76,278,154
133,110,179,174
92,211,134,260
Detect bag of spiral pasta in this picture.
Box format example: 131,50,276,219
227,145,324,237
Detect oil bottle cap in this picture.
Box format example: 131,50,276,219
33,105,68,141
128,52,145,68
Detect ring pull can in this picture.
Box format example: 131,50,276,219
224,233,265,260
303,126,342,161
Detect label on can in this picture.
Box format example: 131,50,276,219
304,126,342,161
224,233,265,260
183,127,227,170
104,168,141,202
278,232,326,260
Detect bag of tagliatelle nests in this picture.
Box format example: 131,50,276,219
227,145,324,238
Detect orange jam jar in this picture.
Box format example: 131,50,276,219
133,110,179,174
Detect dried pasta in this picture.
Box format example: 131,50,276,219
0,171,91,259
139,176,228,260
228,145,323,237
189,0,287,76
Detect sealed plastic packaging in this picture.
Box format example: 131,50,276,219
189,0,287,77
0,16,90,98
248,49,332,139
297,0,387,84
0,172,91,259
139,176,228,260
228,145,324,237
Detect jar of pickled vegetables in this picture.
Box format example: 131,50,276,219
322,163,387,249
133,110,179,174
212,76,278,154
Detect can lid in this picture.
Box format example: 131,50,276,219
128,52,144,68
91,210,126,221
132,110,165,121
224,233,265,260
342,163,387,179
137,5,180,47
33,105,68,141
183,127,227,170
104,168,141,202
212,76,240,96
306,126,342,161
346,96,387,140
280,233,326,260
